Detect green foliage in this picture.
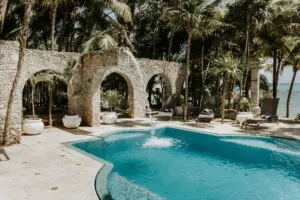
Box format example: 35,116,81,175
239,97,250,112
260,74,272,92
102,90,121,111
81,30,117,52
206,52,243,81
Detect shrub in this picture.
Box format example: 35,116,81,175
102,90,121,111
239,97,250,112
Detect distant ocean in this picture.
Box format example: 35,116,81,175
277,83,300,118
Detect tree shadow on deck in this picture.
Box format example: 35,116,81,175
182,121,215,129
57,126,93,136
114,120,151,128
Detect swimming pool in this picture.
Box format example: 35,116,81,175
69,127,300,200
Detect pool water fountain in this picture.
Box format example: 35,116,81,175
143,108,177,148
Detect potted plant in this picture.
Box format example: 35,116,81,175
22,74,45,135
239,97,251,113
174,95,184,116
101,90,121,124
62,59,82,128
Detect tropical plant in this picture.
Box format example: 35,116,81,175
239,97,251,112
166,0,220,121
3,0,32,145
39,0,72,51
81,30,117,52
102,90,121,112
227,0,274,97
259,0,299,99
285,37,300,118
205,53,243,123
28,72,55,120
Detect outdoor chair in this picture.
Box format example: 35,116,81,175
242,98,280,129
198,108,214,123
0,147,10,161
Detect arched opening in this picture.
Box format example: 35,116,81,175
100,72,134,118
146,74,172,110
22,70,68,126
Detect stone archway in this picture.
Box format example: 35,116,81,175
100,72,135,118
0,40,185,144
146,74,172,110
74,48,149,126
22,69,68,125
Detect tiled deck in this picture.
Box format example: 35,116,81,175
1,118,300,200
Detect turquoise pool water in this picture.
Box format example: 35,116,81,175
72,127,300,200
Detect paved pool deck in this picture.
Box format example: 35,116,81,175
1,118,300,200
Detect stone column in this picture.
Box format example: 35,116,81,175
251,67,261,117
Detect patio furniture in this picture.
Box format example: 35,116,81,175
198,108,214,123
236,112,254,126
0,147,10,160
242,98,280,129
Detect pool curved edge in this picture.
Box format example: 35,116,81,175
62,125,273,200
63,139,114,200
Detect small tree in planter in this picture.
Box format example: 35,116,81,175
23,73,54,135
101,90,121,124
61,59,82,128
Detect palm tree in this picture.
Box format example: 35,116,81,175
40,0,72,51
81,30,117,52
259,0,298,98
285,37,300,118
0,0,8,33
166,0,220,121
28,72,55,120
227,0,273,97
205,53,243,123
3,0,32,145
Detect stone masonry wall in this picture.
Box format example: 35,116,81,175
0,40,185,145
0,40,80,144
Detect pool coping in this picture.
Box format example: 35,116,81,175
62,125,271,199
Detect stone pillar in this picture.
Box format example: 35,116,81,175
251,67,261,117
0,41,21,145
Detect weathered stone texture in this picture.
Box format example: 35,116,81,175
0,40,80,144
0,41,185,145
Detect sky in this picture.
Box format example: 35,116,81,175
261,66,300,84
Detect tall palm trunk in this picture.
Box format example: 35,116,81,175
50,3,57,51
1,0,8,33
273,56,282,99
221,75,229,124
48,84,53,126
31,85,36,119
3,0,32,145
199,44,204,109
184,31,192,121
286,68,297,118
167,31,174,61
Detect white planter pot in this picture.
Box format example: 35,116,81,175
23,118,44,135
174,106,183,116
62,115,81,129
102,112,118,124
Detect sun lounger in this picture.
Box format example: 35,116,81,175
198,108,214,123
242,98,279,129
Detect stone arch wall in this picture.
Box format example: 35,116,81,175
99,71,135,118
0,40,80,144
73,48,149,126
0,40,185,144
138,58,186,95
146,73,173,97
